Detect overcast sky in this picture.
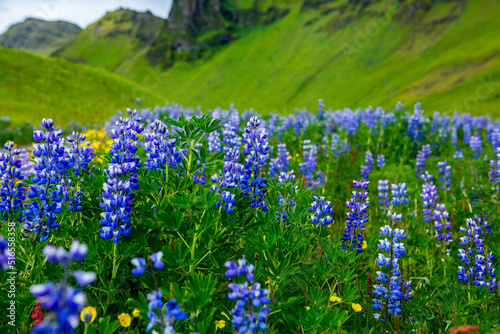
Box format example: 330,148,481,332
0,0,172,34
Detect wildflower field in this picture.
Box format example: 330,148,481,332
1,100,500,334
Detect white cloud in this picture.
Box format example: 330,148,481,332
0,0,172,34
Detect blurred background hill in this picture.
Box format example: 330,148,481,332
1,0,499,125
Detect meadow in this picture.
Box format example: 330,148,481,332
0,100,499,334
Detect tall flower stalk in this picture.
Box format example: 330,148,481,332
225,258,271,333
372,212,408,323
241,116,269,212
0,141,25,221
23,119,69,241
343,180,369,253
30,240,96,333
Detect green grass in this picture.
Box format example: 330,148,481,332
0,47,167,126
116,0,500,116
53,8,163,72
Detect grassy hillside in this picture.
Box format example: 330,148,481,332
52,8,163,72
0,47,166,126
0,18,81,56
118,0,500,116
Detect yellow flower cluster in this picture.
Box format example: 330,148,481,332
118,313,131,327
85,128,112,163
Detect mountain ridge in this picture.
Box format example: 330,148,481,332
0,18,81,56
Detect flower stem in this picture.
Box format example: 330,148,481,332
112,243,118,280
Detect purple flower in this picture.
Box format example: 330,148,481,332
372,212,408,320
99,109,144,244
30,241,95,334
310,196,333,226
225,257,271,333
23,119,70,241
0,141,26,221
343,180,369,253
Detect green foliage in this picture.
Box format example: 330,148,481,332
2,109,500,333
0,47,167,126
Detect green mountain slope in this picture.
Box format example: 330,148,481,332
0,18,81,56
52,8,163,72
120,0,500,116
0,47,166,126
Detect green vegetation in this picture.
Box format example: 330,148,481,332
117,0,500,116
0,47,167,126
53,8,163,72
0,18,81,56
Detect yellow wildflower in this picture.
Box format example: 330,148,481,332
362,240,367,249
216,319,226,330
118,313,132,327
80,306,97,324
132,309,140,317
352,303,362,312
330,295,341,303
305,306,310,310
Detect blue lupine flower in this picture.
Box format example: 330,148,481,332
372,212,408,320
420,175,438,223
317,99,325,120
463,123,471,145
396,101,403,111
330,134,345,158
416,151,426,178
145,294,188,333
433,203,452,245
405,103,425,143
310,196,333,226
438,161,452,191
130,251,187,332
241,116,269,212
458,217,498,291
0,235,14,270
422,144,431,159
222,123,240,161
377,155,385,168
269,144,290,177
378,180,389,211
361,151,373,181
391,183,409,206
454,149,464,160
144,119,180,171
30,240,95,334
225,258,271,333
211,160,245,213
207,130,222,153
488,148,500,196
65,132,95,212
451,126,458,147
0,141,26,221
299,140,324,189
99,109,144,244
470,132,482,159
276,171,297,223
343,180,369,253
65,132,94,176
131,258,147,276
23,118,69,241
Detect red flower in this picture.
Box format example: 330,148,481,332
449,325,480,334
